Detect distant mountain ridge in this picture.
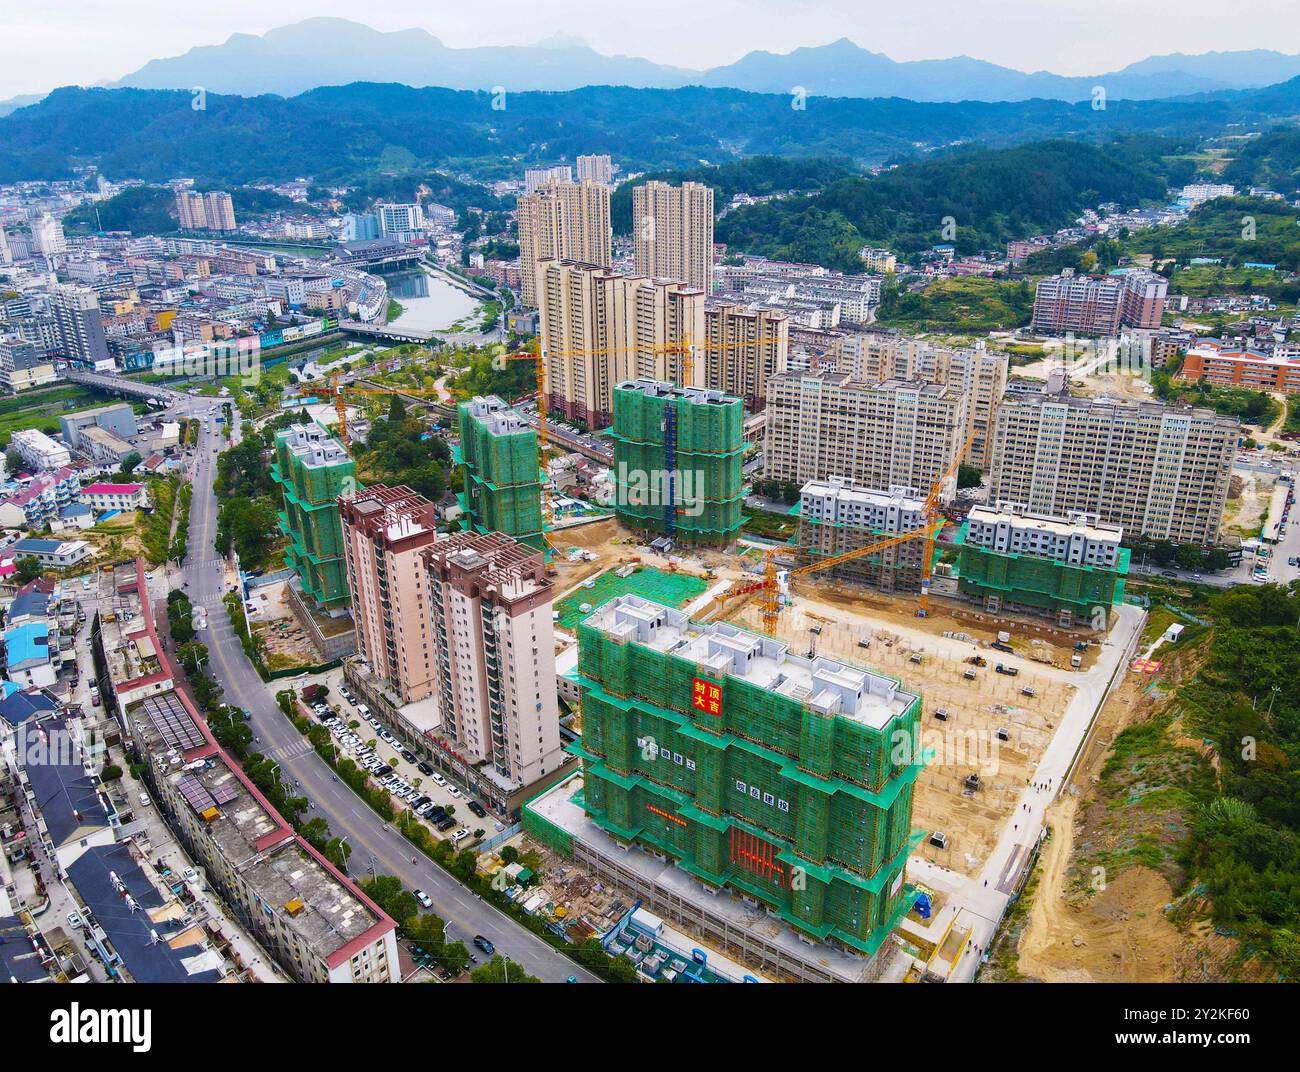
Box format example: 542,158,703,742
4,17,1300,112
4,77,1299,187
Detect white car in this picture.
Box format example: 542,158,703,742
451,828,470,844
431,774,447,787
414,889,433,909
138,792,152,807
447,786,462,799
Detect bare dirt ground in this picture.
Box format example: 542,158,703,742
724,587,1079,877
246,580,320,669
1010,640,1265,982
1223,468,1275,538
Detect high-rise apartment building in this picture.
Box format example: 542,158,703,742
988,393,1237,545
455,395,544,551
424,532,564,790
340,485,439,704
376,203,425,241
0,225,11,266
342,212,381,242
633,180,715,292
517,180,612,306
764,372,969,503
611,379,746,546
524,165,573,194
536,258,702,426
203,191,236,232
52,284,111,369
701,303,789,410
32,213,66,257
175,190,237,232
836,331,1009,470
1031,268,1167,335
576,154,613,185
272,423,355,611
566,595,922,959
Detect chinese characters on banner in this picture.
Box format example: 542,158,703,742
692,676,722,716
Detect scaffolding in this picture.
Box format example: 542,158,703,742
572,598,924,956
271,422,355,610
610,379,745,547
951,523,1130,624
455,395,545,552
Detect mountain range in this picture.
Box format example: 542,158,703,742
4,17,1300,115
4,77,1299,188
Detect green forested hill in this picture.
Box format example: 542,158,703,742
715,139,1181,269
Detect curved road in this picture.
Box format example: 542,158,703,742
173,400,596,983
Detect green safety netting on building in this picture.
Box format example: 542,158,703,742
456,400,544,551
610,383,746,546
571,611,923,955
272,425,355,610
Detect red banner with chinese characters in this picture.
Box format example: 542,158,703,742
692,676,722,717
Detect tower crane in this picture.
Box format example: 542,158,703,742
716,425,979,635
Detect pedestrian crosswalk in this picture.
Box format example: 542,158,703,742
267,738,314,763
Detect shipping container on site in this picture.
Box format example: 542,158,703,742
455,396,545,551
610,379,746,546
271,422,355,609
952,523,1130,622
570,597,924,956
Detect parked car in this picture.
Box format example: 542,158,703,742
995,664,1020,677
473,934,495,955
451,828,470,844
414,889,433,910
417,762,435,776
138,792,151,807
468,801,487,819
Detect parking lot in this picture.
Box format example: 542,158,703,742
303,681,497,848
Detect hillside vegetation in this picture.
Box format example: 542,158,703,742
715,139,1181,268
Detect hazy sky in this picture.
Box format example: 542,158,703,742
3,0,1300,99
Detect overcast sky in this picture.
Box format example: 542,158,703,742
3,0,1299,99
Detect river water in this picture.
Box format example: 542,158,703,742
386,268,482,333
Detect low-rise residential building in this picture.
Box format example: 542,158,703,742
3,620,58,688
9,536,91,568
80,481,150,513
0,466,81,529
10,428,72,472
79,425,137,470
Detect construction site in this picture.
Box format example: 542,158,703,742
322,337,1139,982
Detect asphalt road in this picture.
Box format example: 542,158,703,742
170,398,596,983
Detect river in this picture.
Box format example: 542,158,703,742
385,267,483,333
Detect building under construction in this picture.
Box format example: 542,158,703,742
272,422,355,611
454,395,545,552
563,594,922,960
610,379,745,547
953,504,1130,627
797,478,929,593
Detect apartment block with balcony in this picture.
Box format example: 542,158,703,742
632,180,715,292
835,330,1009,470
424,532,564,796
517,179,612,307
763,372,968,504
988,393,1238,546
340,486,439,705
